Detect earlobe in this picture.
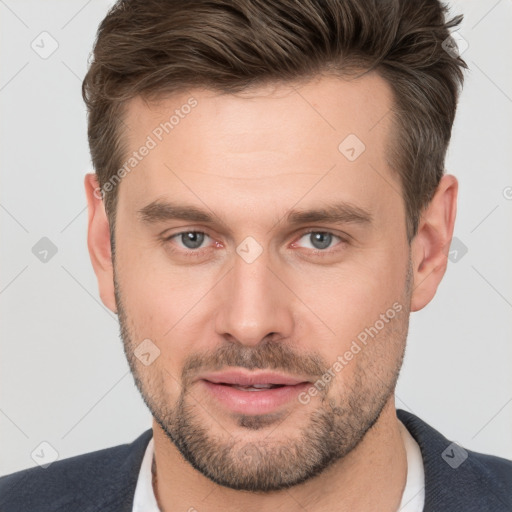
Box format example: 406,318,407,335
410,174,458,312
84,173,117,314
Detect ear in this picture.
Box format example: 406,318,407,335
410,174,458,312
84,173,117,314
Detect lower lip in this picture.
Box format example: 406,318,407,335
201,380,311,415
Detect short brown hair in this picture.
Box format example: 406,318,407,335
82,0,467,242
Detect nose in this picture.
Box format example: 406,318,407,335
214,244,294,347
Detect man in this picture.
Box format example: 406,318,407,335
1,0,511,510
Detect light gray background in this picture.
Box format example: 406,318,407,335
1,0,511,476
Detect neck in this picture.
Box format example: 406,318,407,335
152,398,407,512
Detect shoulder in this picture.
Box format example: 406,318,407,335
397,409,512,511
0,429,152,512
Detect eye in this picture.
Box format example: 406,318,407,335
162,229,347,258
293,231,344,251
168,231,211,250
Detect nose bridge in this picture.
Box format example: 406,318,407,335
215,240,293,346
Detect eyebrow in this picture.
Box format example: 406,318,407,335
137,199,372,228
138,200,214,224
286,203,372,226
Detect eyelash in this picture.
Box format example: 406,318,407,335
161,229,348,257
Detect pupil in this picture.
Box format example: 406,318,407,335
182,232,204,249
311,232,331,250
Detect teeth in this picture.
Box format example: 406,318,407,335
231,384,276,391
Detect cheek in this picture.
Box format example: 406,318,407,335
287,247,408,363
115,248,217,372
299,256,405,328
115,235,191,329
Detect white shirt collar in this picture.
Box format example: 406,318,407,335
132,421,425,512
398,419,426,511
132,437,161,512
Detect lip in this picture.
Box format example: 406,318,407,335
198,369,311,415
198,369,309,386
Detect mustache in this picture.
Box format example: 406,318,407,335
181,338,329,387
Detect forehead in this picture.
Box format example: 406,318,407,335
118,72,400,226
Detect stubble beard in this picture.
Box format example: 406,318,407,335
114,260,412,492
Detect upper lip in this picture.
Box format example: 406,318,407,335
199,369,309,386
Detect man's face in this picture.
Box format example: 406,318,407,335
113,73,413,491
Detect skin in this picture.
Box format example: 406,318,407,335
85,72,457,511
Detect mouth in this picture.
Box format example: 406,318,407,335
213,383,287,391
198,369,311,415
